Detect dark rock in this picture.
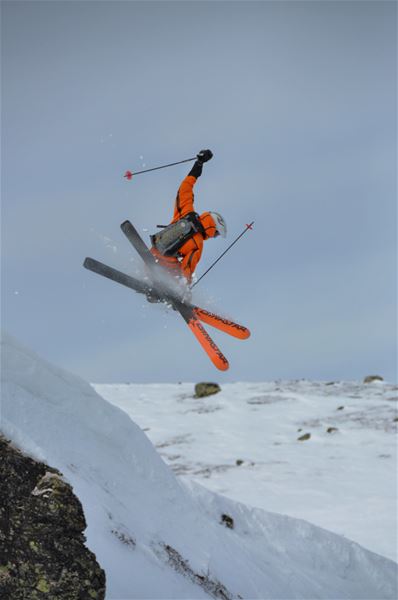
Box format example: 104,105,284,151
337,406,345,411
326,427,339,434
297,433,311,441
235,459,244,466
0,435,106,600
194,382,221,398
111,529,136,547
363,375,384,384
220,514,234,529
158,543,233,600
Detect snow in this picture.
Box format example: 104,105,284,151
95,381,398,563
1,331,397,600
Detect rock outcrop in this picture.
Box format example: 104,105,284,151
363,375,384,384
194,382,221,398
0,435,105,599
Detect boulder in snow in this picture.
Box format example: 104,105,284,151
363,375,384,384
194,382,221,398
298,432,311,441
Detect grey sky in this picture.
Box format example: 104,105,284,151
2,1,396,383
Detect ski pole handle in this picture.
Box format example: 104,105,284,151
124,157,196,180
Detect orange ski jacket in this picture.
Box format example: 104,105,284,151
151,171,218,282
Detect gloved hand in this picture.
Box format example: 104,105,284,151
196,149,213,163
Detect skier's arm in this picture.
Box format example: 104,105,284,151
172,150,213,221
172,173,198,221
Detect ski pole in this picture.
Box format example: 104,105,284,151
191,221,254,289
124,157,196,180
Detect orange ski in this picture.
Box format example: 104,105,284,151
186,317,229,371
193,307,250,340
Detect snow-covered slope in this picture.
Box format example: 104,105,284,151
1,332,397,600
95,380,398,562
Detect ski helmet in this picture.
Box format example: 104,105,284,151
209,212,227,238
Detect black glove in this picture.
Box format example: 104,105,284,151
196,149,213,164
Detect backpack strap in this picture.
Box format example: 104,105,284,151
184,212,207,239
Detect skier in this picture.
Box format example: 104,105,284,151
150,149,227,285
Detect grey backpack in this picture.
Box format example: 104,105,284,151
150,212,205,257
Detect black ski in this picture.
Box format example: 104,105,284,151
120,220,159,272
83,258,149,295
83,257,178,306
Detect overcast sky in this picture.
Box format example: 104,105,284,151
2,1,396,383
